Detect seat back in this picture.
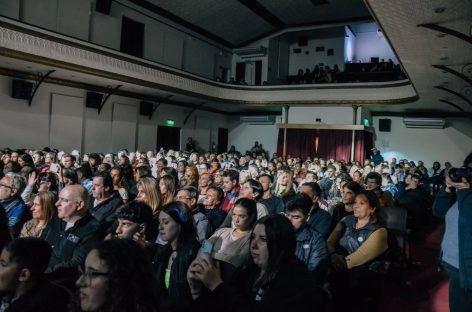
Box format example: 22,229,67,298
379,206,408,262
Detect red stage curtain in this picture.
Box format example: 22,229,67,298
317,129,352,161
354,130,373,163
277,129,317,159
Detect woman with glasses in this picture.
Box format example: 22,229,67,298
20,191,56,238
153,201,200,312
71,239,162,312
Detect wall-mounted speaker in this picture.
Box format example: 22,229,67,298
379,118,391,132
86,92,103,109
298,36,308,46
139,101,153,115
96,0,112,15
11,80,34,100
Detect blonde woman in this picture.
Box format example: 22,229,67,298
20,191,56,238
275,169,296,203
136,177,162,215
136,177,162,242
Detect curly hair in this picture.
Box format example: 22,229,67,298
70,239,163,312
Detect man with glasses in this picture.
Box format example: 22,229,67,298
0,238,70,311
0,173,28,237
175,186,210,241
42,185,104,274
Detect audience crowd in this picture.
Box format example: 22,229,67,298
0,143,458,311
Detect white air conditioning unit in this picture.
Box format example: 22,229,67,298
403,117,446,129
240,116,275,125
234,46,267,58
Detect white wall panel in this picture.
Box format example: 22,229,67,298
111,102,137,152
50,94,84,151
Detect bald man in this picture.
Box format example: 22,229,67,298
41,185,104,274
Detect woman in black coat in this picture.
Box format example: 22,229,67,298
187,214,324,312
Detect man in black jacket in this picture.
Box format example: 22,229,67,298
89,171,123,233
42,185,104,274
0,238,69,311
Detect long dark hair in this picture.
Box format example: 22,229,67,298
71,239,162,312
251,214,296,290
161,201,196,250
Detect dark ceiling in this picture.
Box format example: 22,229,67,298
130,0,372,47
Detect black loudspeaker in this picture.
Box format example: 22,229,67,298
298,36,308,46
96,0,112,15
86,92,103,109
11,80,34,99
139,101,153,115
379,118,391,132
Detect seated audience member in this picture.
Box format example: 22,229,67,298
208,198,257,268
198,172,213,200
73,239,162,312
153,201,200,312
274,169,296,203
330,181,363,231
299,182,332,238
176,186,210,241
365,172,394,208
0,207,11,251
184,165,199,189
20,191,56,238
136,177,162,241
42,185,104,274
76,164,94,196
160,174,177,206
220,179,268,228
319,165,336,200
285,194,329,284
198,185,227,232
258,174,285,215
328,190,389,311
114,201,155,242
382,172,398,198
0,238,70,312
187,214,321,312
89,172,123,233
0,173,28,237
110,166,129,203
220,170,240,213
395,173,427,239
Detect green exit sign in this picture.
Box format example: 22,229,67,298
166,119,175,127
363,118,370,126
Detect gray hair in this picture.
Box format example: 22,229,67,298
178,185,199,199
5,173,26,194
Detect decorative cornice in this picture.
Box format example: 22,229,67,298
0,22,418,105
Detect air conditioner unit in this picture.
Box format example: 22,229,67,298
234,46,267,58
240,116,275,125
403,117,446,129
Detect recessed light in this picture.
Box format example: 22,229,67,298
434,7,446,13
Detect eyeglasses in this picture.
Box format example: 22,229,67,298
78,265,109,286
0,183,12,189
